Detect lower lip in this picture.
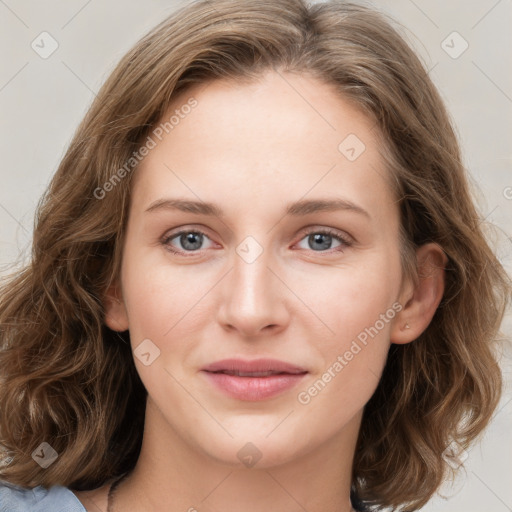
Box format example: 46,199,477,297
202,371,307,401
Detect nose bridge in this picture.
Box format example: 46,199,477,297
218,238,288,335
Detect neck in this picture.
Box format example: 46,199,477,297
111,399,361,512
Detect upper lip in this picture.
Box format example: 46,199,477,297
202,358,308,375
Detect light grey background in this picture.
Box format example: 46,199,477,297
1,1,511,510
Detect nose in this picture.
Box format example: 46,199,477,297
216,246,290,338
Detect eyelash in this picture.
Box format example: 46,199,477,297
161,227,353,257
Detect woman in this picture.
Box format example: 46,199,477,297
0,0,510,511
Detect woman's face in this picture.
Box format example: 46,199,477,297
108,70,411,467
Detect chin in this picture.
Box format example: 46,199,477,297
196,429,309,470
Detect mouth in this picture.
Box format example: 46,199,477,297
201,358,308,401
208,369,305,377
202,357,307,375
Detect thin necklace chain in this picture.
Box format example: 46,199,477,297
106,472,129,512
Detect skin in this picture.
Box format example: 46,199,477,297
74,70,446,512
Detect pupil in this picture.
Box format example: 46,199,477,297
309,233,331,251
181,232,202,250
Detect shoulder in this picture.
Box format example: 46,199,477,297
0,480,86,512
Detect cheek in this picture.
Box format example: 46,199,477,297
119,256,207,400
121,252,208,340
292,253,401,343
292,253,400,405
295,280,394,437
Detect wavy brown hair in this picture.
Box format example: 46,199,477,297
0,0,510,510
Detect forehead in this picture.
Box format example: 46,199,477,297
131,70,395,222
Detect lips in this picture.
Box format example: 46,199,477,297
201,358,307,375
201,358,308,401
214,370,287,377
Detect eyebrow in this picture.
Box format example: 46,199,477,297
145,197,371,219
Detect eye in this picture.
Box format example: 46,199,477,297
162,230,214,255
161,227,353,257
295,228,352,253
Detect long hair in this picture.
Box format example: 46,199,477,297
0,1,510,510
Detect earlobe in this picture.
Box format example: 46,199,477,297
103,283,129,332
391,243,448,345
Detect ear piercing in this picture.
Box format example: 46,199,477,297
404,323,411,329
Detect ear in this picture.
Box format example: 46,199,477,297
391,242,448,344
103,281,129,332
